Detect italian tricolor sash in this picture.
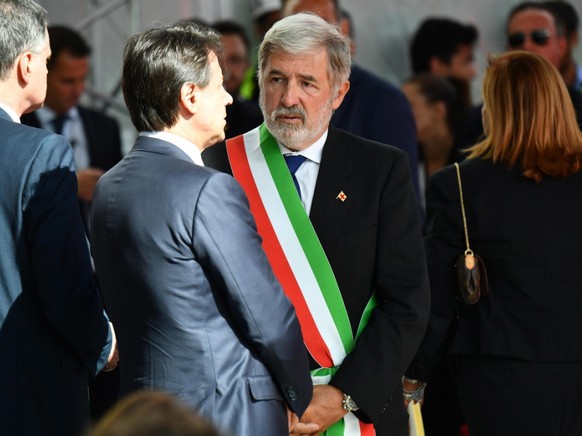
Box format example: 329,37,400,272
226,124,376,436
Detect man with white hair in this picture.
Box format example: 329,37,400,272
220,12,430,435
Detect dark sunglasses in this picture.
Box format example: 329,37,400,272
507,29,551,48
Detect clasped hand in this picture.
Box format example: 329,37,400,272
289,385,347,435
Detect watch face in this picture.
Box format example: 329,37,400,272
343,394,359,411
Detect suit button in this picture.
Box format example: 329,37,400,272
287,387,297,401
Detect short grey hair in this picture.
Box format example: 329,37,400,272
258,12,351,90
0,0,48,80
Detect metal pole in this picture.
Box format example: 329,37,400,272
74,0,129,31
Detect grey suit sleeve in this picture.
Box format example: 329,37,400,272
22,135,112,375
193,172,312,416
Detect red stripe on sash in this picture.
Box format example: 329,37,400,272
227,136,333,366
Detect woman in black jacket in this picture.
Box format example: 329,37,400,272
404,51,582,436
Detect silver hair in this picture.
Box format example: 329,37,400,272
258,12,351,90
0,0,48,81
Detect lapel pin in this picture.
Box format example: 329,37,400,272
336,191,347,202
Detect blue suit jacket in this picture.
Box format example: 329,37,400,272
0,109,112,435
91,136,312,436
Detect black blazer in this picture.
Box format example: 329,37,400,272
22,106,122,232
21,106,122,172
408,158,582,382
0,109,112,436
204,125,430,434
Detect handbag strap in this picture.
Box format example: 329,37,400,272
454,162,473,255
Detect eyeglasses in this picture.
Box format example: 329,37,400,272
507,29,551,48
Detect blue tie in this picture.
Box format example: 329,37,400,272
284,154,307,198
51,114,68,135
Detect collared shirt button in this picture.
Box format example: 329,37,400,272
287,387,297,401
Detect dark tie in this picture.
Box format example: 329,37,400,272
51,114,68,135
284,154,307,198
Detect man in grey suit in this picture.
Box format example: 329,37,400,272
90,21,314,436
0,1,117,435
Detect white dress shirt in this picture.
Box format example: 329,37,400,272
36,106,90,169
139,131,204,166
0,101,20,122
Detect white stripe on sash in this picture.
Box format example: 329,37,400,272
242,128,345,365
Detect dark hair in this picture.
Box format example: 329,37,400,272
122,21,222,132
542,1,578,38
212,20,251,51
410,18,478,74
507,1,567,36
47,25,91,70
404,73,465,140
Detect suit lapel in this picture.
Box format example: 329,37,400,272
309,126,355,246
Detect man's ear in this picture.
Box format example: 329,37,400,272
180,82,198,115
17,51,34,85
331,80,350,110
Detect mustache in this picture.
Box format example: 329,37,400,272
270,105,306,121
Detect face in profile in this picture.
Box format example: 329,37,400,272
259,48,346,151
444,44,476,82
27,31,51,113
402,81,440,146
44,50,89,115
220,33,249,96
194,52,233,149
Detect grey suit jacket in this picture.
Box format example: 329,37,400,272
0,109,112,436
91,136,312,435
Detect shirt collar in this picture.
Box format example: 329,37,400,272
36,106,78,125
139,131,204,166
0,102,21,123
277,129,328,164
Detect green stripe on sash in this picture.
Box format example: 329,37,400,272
258,125,354,355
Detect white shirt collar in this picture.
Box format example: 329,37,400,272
0,102,21,123
139,131,204,166
277,129,328,163
36,106,79,126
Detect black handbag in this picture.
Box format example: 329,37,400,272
453,163,489,304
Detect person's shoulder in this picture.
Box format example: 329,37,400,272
350,64,402,96
78,105,120,127
6,119,62,146
331,125,406,157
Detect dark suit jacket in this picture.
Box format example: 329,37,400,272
0,109,112,436
91,136,312,435
225,96,263,139
407,159,582,382
332,64,421,205
21,106,122,171
204,126,430,434
22,106,123,230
